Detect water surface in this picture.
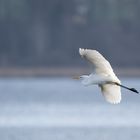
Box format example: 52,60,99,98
0,77,140,140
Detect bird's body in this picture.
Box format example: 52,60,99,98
78,48,138,104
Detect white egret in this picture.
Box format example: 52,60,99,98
75,48,139,104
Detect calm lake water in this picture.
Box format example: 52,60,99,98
0,77,140,140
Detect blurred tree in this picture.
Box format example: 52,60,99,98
0,0,139,67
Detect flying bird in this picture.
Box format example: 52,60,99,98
75,48,139,104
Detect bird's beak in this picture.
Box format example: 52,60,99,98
72,76,80,80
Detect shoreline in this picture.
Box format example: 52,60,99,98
0,67,139,77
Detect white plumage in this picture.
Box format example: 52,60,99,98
79,48,121,104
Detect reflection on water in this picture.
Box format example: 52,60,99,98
0,77,140,140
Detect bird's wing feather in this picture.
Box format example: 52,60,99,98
79,48,115,76
100,84,121,104
79,48,121,104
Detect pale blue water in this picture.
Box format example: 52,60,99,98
0,77,140,140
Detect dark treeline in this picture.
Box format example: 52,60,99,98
0,0,140,68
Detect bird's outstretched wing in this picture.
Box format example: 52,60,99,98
100,84,121,104
79,48,115,77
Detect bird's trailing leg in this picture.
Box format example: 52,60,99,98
115,82,139,94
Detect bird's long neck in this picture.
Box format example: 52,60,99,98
114,82,139,94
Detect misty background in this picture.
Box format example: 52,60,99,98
0,0,140,72
0,1,140,140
